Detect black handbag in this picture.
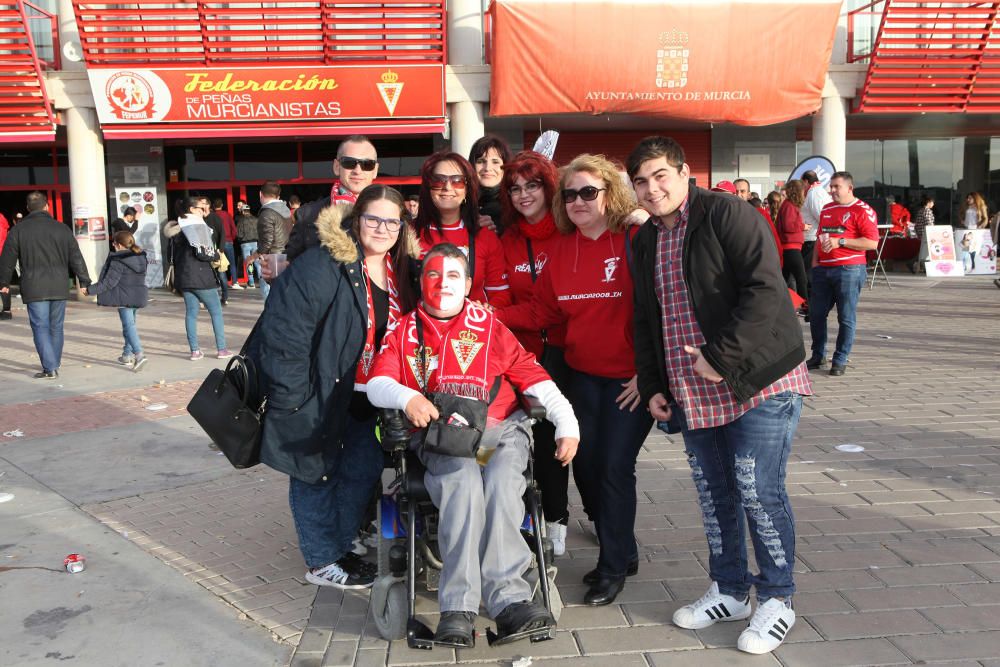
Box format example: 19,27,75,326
186,322,266,469
414,315,499,458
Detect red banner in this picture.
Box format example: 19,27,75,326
489,0,841,126
88,65,445,125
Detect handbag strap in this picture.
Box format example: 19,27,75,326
467,227,476,282
525,238,548,345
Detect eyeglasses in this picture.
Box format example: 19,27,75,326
429,174,467,190
360,213,401,232
339,156,378,171
509,181,542,198
561,186,606,203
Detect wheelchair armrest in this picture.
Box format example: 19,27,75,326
517,393,546,420
378,409,412,452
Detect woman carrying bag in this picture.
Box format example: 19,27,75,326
85,230,149,371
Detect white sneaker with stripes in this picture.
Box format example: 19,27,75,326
738,597,795,654
672,581,752,630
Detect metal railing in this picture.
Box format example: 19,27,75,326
19,1,59,69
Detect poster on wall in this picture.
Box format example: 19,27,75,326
954,228,996,275
926,226,956,261
113,187,163,288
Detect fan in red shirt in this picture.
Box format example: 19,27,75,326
411,151,511,307
888,196,911,236
496,153,652,607
777,180,809,307
497,150,572,555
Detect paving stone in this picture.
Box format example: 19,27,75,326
321,640,360,667
920,605,1000,631
840,585,963,611
351,649,388,667
969,562,1000,581
775,638,911,666
386,640,454,666
797,549,907,571
807,609,939,640
555,604,629,629
560,581,671,606
792,569,885,592
296,628,334,654
871,564,986,587
455,628,579,662
646,648,781,666
891,630,1000,662
808,517,912,535
575,624,702,654
889,542,1000,565
947,582,1000,605
792,591,857,615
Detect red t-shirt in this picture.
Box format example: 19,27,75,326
371,305,549,424
498,228,637,379
418,222,511,307
817,199,879,266
499,219,568,359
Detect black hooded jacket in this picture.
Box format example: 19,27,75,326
89,249,149,308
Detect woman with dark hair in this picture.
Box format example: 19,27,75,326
777,180,808,305
497,153,652,606
254,184,420,590
469,135,514,233
164,195,229,360
498,150,572,555
910,194,934,273
412,150,511,307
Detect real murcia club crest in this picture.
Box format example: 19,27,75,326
656,29,689,89
361,348,374,376
377,70,403,116
451,330,484,374
406,346,437,388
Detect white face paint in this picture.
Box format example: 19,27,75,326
421,255,468,315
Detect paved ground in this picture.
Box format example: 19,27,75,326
2,273,1000,667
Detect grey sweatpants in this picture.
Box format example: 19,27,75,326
418,415,534,618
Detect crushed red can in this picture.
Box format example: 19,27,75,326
63,554,86,573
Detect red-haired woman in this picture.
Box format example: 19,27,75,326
499,150,571,556
412,150,511,307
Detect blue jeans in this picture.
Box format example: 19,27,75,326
26,299,66,372
288,414,383,568
181,289,226,351
239,241,259,287
118,307,143,356
261,274,271,301
674,392,801,602
570,370,653,578
809,264,866,366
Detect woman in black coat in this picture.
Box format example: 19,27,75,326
252,184,419,590
86,230,149,371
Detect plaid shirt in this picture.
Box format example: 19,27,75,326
654,199,812,430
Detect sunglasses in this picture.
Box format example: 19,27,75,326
562,186,606,203
339,156,378,171
429,174,467,190
509,181,542,198
360,213,401,232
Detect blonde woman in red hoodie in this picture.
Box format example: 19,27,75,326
498,150,572,557
498,153,653,606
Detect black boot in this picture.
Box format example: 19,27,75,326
434,611,476,647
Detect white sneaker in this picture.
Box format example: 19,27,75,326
304,556,375,590
672,581,752,630
738,597,795,654
546,521,567,557
0,492,13,503
350,536,368,556
230,283,244,290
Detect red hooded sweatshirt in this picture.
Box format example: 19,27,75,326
498,227,637,379
499,213,568,358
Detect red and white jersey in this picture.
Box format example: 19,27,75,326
817,198,878,266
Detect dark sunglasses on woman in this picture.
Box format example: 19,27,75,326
429,174,467,190
562,186,606,203
339,156,378,171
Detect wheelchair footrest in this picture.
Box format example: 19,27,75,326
485,624,556,647
407,618,476,650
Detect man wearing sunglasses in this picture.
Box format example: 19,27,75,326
627,136,812,656
285,135,380,261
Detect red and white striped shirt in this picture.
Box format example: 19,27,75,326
654,200,812,430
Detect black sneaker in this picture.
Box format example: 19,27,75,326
435,611,476,646
304,555,375,589
829,364,846,377
33,370,57,379
0,311,11,320
805,357,826,370
494,601,553,636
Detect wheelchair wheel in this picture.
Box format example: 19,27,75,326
372,576,408,641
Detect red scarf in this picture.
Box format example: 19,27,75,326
397,302,495,401
517,211,557,241
355,254,399,388
331,181,358,205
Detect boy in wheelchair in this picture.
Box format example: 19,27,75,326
367,243,580,647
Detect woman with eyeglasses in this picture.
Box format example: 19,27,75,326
412,150,512,307
497,154,652,607
497,150,573,557
470,135,514,234
253,184,420,591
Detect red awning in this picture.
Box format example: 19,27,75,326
489,0,842,126
100,118,446,140
0,0,56,143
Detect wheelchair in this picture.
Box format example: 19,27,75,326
370,400,562,650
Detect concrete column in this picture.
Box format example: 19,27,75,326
447,0,485,156
66,106,108,282
56,0,85,72
813,95,847,173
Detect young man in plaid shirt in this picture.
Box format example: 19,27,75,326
627,136,812,655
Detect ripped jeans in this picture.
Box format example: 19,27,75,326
673,391,801,602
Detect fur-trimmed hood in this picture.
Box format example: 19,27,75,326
164,219,182,239
315,203,422,265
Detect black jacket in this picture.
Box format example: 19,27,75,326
284,196,329,261
165,219,220,292
251,205,368,483
0,210,91,302
479,185,503,233
89,250,149,308
632,187,805,405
